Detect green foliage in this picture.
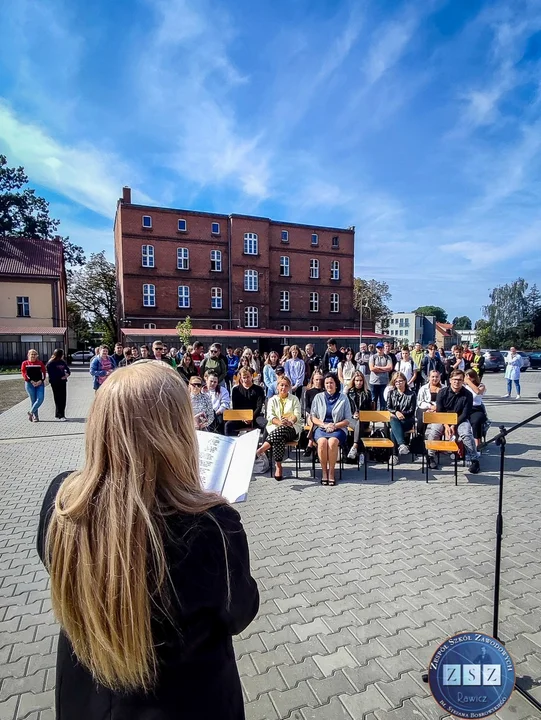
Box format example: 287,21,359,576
412,305,448,323
0,154,85,273
176,316,193,347
69,252,118,347
452,315,472,330
67,300,92,345
480,279,541,349
353,278,392,324
474,318,488,330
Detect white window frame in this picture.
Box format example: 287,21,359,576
245,306,259,328
280,325,290,332
211,222,220,235
178,218,187,232
332,235,339,248
142,215,152,229
211,287,223,309
212,324,223,330
244,269,259,292
310,325,319,332
311,233,319,246
143,322,156,329
280,290,290,312
178,285,190,308
331,292,340,313
143,284,155,307
309,258,319,279
309,292,319,313
210,249,222,272
281,230,289,243
142,244,155,268
17,296,30,317
177,247,189,270
280,256,290,276
331,260,340,280
243,233,258,255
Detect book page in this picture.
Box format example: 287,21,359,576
197,432,236,494
221,430,259,504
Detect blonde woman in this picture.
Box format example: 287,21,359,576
21,348,46,422
37,362,259,720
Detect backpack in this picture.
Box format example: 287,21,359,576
368,428,392,463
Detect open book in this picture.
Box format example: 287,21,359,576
197,430,259,503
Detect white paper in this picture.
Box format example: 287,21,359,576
197,432,236,494
222,430,259,503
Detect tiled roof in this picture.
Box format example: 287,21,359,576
0,237,64,277
122,328,385,338
0,327,67,336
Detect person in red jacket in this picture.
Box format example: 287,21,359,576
21,348,47,422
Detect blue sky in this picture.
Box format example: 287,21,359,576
1,0,541,323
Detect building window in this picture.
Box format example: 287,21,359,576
143,284,155,307
400,329,404,336
281,230,289,243
178,218,187,232
177,247,189,270
142,215,152,229
399,319,404,327
309,292,319,313
16,296,30,317
331,260,340,280
212,324,223,330
245,306,258,328
280,256,290,276
331,293,340,313
211,222,220,235
142,244,155,268
404,318,410,326
244,233,258,255
143,322,156,329
280,290,290,312
309,259,319,279
211,287,223,309
178,285,190,308
310,325,319,332
244,269,259,292
210,249,222,272
311,233,319,246
332,236,339,248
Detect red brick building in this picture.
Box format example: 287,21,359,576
115,187,356,333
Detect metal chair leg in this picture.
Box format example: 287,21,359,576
391,452,394,482
455,452,458,486
426,451,429,483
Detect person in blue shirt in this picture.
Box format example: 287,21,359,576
225,346,240,391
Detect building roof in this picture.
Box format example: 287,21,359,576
436,322,454,336
122,327,384,339
0,237,65,278
0,326,67,336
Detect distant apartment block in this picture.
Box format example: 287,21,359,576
387,312,436,346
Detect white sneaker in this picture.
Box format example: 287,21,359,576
516,395,520,400
398,444,409,455
502,394,510,398
347,446,358,461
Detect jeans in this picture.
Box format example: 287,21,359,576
371,384,387,410
25,382,45,417
506,379,520,395
426,421,479,461
389,416,414,448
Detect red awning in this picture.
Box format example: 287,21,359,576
122,327,384,339
0,326,67,336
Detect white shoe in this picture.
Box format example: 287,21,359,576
59,417,67,422
398,444,409,455
359,454,365,466
515,395,520,400
502,394,510,398
347,446,358,461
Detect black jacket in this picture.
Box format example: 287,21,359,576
347,388,373,414
37,473,259,720
387,389,416,419
436,386,473,425
231,384,265,418
46,359,71,384
421,355,446,382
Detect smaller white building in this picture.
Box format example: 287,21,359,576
456,329,477,345
386,312,423,346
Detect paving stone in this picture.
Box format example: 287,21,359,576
300,696,354,719
307,669,357,704
312,647,358,676
245,692,280,720
269,680,318,717
375,672,427,709
279,658,324,689
242,666,287,701
339,685,393,719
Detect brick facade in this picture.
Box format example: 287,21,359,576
115,188,355,332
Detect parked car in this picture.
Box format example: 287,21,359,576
527,351,541,369
502,350,531,371
482,350,505,372
70,350,94,362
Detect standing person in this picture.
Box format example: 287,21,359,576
203,371,230,434
462,342,474,364
304,344,321,385
152,341,175,367
119,347,135,367
310,374,351,486
346,371,373,463
383,341,397,370
355,343,371,379
46,349,71,421
111,343,124,367
445,346,469,377
37,362,259,720
233,356,257,386
338,348,357,388
89,345,115,392
131,347,140,361
470,344,485,381
140,345,150,359
411,342,424,391
503,347,522,399
369,342,393,410
187,375,214,431
263,351,280,391
394,346,418,391
284,345,305,400
177,352,198,384
387,373,417,457
280,346,291,365
191,341,205,374
225,346,240,391
265,366,286,399
226,368,266,436
200,344,228,385
321,338,344,377
166,348,178,369
21,349,47,422
421,344,446,384
255,376,302,481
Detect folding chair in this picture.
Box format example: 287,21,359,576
359,411,395,482
422,412,459,485
222,409,254,435
311,433,345,480
269,440,300,478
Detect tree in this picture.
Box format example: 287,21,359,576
452,316,472,330
474,319,488,330
411,305,448,323
176,316,193,347
483,278,530,337
67,300,91,346
0,154,85,270
69,252,117,348
353,278,392,326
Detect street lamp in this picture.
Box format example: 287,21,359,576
359,299,371,347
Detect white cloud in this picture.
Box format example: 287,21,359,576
364,20,416,86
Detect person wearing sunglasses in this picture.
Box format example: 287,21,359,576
200,344,228,385
152,341,175,367
188,377,214,431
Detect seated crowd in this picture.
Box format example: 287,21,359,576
90,337,488,481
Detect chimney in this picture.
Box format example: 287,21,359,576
122,186,132,204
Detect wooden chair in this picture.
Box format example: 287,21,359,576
359,411,395,482
422,412,459,485
222,409,254,435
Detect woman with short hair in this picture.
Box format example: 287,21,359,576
310,373,352,486
46,349,71,421
255,376,302,481
21,348,47,422
89,345,115,392
37,362,259,720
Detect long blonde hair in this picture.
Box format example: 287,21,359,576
46,361,226,692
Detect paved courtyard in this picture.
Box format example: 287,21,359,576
1,367,540,719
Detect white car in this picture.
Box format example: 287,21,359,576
71,350,94,362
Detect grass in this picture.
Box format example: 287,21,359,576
0,367,20,374
0,378,27,413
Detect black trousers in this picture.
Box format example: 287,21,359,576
224,416,266,437
267,425,297,462
51,381,67,418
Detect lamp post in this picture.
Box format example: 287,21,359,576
359,299,371,349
